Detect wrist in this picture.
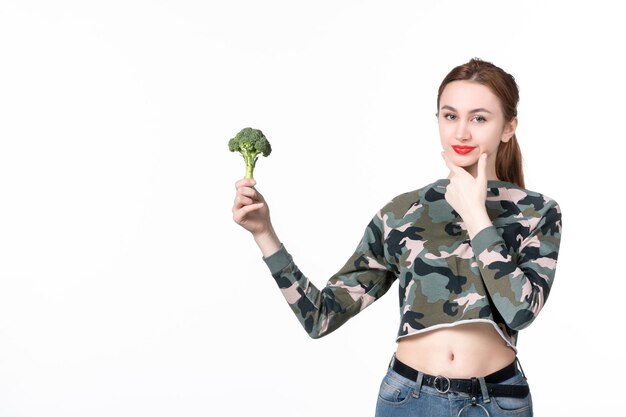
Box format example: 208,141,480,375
466,211,492,240
253,227,281,258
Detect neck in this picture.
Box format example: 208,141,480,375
447,166,500,181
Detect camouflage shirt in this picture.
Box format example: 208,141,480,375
263,179,562,348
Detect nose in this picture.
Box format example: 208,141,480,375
455,119,471,142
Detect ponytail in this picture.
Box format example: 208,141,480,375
496,134,524,188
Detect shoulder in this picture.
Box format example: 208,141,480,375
372,181,452,232
488,182,561,232
378,180,445,216
490,181,559,214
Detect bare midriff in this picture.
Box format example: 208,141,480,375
395,322,516,379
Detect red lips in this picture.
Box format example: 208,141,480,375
452,145,476,155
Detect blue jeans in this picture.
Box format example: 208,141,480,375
375,363,533,417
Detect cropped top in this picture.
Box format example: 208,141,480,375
263,179,562,348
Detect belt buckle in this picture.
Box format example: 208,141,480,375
433,375,450,394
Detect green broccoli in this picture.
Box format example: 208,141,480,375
228,127,272,179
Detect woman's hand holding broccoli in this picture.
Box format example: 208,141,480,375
233,178,281,257
232,178,268,233
230,127,280,257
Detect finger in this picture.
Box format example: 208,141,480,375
233,203,264,221
239,188,265,207
233,195,254,210
235,178,257,189
238,186,258,199
476,153,488,182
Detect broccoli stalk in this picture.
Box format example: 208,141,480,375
228,127,272,179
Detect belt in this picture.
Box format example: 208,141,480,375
391,357,529,399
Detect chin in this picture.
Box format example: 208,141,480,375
450,153,479,167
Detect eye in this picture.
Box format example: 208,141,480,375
443,113,456,121
472,115,487,123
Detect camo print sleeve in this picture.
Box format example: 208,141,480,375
263,212,396,338
470,199,562,331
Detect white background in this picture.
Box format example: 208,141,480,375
0,1,623,416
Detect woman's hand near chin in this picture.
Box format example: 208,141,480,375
441,152,493,239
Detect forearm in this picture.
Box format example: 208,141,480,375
263,243,394,339
253,226,281,258
262,212,395,339
464,208,493,240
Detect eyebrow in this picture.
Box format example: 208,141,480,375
440,105,492,114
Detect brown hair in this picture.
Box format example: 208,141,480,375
437,58,524,188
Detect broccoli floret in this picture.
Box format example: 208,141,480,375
228,127,272,179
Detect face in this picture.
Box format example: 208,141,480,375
438,80,517,179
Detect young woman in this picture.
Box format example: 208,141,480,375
232,58,562,417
